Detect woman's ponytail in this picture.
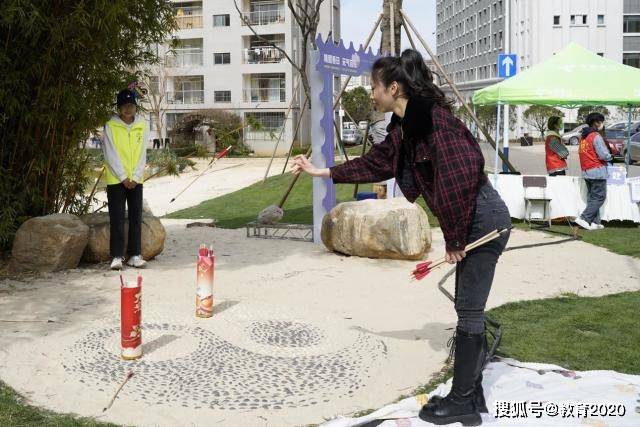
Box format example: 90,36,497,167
372,49,452,110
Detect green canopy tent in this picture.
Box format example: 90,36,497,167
473,42,640,107
473,42,640,169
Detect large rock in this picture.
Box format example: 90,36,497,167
321,198,432,260
80,213,165,262
10,213,89,272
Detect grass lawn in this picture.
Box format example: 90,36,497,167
0,380,117,427
487,291,640,374
166,171,440,228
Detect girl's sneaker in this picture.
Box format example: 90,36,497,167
127,255,147,268
110,257,123,270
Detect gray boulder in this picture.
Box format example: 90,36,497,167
10,213,89,272
321,198,432,260
81,212,165,262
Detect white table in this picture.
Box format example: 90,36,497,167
493,174,640,223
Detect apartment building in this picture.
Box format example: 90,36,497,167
150,0,340,155
436,0,627,133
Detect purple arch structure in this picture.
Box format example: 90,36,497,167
310,34,382,243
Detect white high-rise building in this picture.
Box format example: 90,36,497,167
436,0,629,134
149,0,340,155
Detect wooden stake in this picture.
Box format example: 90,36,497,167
103,371,134,412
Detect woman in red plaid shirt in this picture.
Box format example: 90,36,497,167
293,49,511,426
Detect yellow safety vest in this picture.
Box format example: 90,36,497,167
104,119,146,185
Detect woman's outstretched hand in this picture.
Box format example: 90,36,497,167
291,155,330,178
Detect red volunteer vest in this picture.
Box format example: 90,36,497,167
579,131,607,171
545,133,567,172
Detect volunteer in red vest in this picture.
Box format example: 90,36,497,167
575,112,612,230
544,116,569,176
102,89,149,270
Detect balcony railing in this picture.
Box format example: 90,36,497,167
241,9,285,26
243,47,285,64
165,51,203,67
243,87,286,103
167,90,204,104
176,14,203,29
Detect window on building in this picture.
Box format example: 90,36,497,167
245,112,285,140
214,90,231,103
570,15,587,25
166,112,187,129
213,14,230,27
169,76,204,104
598,15,605,25
623,53,640,68
624,15,640,33
166,38,203,67
553,15,560,26
214,52,231,64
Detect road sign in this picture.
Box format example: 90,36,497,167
498,54,517,78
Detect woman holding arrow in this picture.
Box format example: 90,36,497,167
292,49,511,426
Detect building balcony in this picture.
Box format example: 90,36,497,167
242,87,286,103
241,9,285,26
165,51,203,68
167,90,204,104
243,47,286,64
176,14,203,29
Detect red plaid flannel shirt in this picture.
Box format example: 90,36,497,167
330,103,487,251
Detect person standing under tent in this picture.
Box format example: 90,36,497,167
575,112,612,230
292,49,511,426
545,115,569,176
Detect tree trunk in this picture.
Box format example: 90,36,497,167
380,0,403,56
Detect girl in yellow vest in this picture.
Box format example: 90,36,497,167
102,89,148,270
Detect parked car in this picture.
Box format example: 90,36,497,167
606,121,640,134
561,124,588,145
343,122,357,131
627,132,640,164
341,128,363,145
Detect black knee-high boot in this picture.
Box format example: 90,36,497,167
419,328,484,426
427,330,489,414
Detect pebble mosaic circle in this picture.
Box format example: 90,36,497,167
63,321,385,410
247,320,324,348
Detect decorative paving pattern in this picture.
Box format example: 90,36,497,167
63,317,385,410
247,320,325,348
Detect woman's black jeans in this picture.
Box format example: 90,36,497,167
106,183,143,258
454,182,511,334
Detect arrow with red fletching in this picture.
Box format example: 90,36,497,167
169,145,232,203
410,228,510,281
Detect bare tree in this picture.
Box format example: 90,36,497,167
142,63,171,144
380,0,403,55
233,0,326,104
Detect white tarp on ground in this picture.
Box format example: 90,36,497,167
321,358,640,427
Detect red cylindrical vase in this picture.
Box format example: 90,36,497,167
121,275,142,360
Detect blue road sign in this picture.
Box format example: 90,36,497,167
498,54,517,78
